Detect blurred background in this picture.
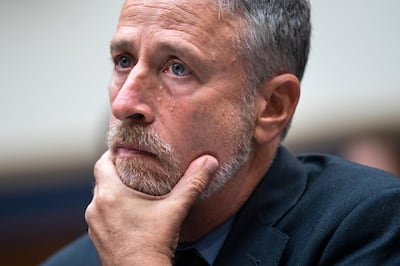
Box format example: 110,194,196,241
1,0,399,265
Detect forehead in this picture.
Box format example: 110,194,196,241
120,0,217,25
117,0,237,45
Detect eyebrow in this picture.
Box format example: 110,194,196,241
110,40,135,54
158,42,206,72
109,40,203,66
157,42,195,58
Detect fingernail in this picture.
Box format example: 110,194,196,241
204,157,219,173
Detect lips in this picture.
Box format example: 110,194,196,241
115,144,157,158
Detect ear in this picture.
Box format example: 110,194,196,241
253,74,300,143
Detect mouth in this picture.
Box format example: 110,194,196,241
115,144,157,159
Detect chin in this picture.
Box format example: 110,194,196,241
116,157,180,196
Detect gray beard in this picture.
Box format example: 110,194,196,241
107,89,255,198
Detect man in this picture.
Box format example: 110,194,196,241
43,0,400,265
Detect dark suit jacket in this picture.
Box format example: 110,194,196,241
42,147,400,265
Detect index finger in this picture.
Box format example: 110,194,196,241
94,150,123,187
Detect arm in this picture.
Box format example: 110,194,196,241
85,151,218,266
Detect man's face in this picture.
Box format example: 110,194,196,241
107,0,255,197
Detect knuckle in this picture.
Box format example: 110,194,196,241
189,176,208,194
85,202,95,221
93,159,102,177
87,187,119,215
96,189,118,208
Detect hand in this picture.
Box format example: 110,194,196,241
85,151,218,266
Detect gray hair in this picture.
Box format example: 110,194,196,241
218,0,311,140
219,0,311,87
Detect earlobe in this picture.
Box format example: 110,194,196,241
253,74,300,143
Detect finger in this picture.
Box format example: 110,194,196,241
94,150,123,187
169,155,218,204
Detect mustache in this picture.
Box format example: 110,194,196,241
106,120,176,163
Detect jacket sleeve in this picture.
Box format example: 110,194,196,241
40,234,100,266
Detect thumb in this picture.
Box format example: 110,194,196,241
169,155,219,204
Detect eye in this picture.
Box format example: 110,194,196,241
115,55,133,70
168,62,191,76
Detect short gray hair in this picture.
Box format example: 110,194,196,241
219,0,311,86
218,0,311,139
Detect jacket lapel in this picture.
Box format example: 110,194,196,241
214,226,289,266
214,147,307,265
244,228,288,266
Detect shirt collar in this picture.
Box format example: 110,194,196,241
177,216,235,265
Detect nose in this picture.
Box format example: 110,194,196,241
110,65,155,124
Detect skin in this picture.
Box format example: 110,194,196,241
85,0,300,264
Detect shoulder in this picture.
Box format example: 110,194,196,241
40,234,99,266
280,153,400,264
292,152,400,223
297,152,400,197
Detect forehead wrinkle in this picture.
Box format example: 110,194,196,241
119,0,220,36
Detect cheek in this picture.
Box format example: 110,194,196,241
171,102,239,161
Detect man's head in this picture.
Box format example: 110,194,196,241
106,0,311,197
